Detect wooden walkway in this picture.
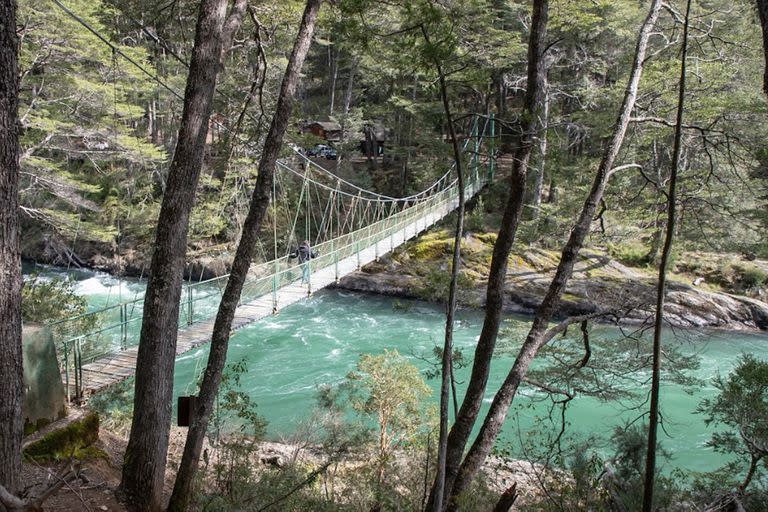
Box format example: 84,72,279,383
74,197,458,396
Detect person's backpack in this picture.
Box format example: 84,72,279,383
298,244,311,262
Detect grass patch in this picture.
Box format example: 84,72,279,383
607,241,650,267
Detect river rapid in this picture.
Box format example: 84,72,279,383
31,264,768,473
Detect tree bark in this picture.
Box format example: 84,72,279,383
445,1,662,506
329,45,337,115
642,1,690,510
0,0,23,498
166,2,322,511
429,2,549,510
531,77,549,220
422,23,467,511
343,65,354,116
218,0,247,70
119,1,233,510
340,64,355,144
757,0,768,97
740,453,761,492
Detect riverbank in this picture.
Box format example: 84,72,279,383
22,226,768,331
332,231,768,332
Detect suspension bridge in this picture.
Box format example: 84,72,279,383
44,115,495,401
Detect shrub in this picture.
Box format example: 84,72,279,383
606,241,650,267
740,265,767,288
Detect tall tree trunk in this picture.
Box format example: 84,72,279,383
531,77,549,220
343,65,354,115
340,64,355,144
740,454,761,492
429,2,549,510
757,0,768,97
642,1,690,510
402,76,417,196
119,1,235,510
329,46,337,115
0,0,23,497
445,1,662,506
423,24,467,511
167,3,322,511
643,140,664,265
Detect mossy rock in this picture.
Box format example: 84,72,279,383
24,412,101,462
519,248,560,271
409,236,452,261
474,232,497,245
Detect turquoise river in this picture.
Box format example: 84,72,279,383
34,264,768,474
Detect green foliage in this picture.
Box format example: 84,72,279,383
697,354,768,491
22,274,89,324
423,345,466,381
464,196,487,233
23,412,101,462
419,267,474,303
343,349,433,448
740,265,767,288
189,359,269,510
606,240,651,268
603,424,680,511
209,358,267,441
87,379,133,434
18,0,166,252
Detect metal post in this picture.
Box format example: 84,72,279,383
307,260,312,296
488,112,495,182
64,342,70,403
75,338,82,402
272,260,278,314
187,282,193,326
120,303,127,350
356,241,361,270
333,240,339,282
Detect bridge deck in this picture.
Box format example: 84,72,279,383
73,202,454,397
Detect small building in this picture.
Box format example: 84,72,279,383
302,120,342,143
360,123,390,157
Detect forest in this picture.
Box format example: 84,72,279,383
1,0,768,511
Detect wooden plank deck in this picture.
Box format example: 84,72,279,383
74,192,462,397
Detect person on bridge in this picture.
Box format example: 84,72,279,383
289,240,318,284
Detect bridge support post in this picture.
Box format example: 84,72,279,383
120,304,128,350
356,241,361,270
488,112,495,183
307,261,312,296
74,338,82,403
333,240,339,282
64,342,70,403
272,261,278,314
186,282,193,326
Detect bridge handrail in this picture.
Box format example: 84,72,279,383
51,172,485,354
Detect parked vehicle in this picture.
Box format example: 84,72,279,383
307,144,338,160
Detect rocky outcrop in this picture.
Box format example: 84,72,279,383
333,234,768,332
20,228,231,280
